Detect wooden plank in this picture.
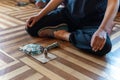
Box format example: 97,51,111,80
20,57,65,80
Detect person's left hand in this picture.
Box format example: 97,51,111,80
91,29,107,52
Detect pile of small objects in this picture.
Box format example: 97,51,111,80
19,43,44,55
19,42,59,55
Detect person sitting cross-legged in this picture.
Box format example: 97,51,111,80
26,0,119,56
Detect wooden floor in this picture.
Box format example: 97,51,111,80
0,0,120,80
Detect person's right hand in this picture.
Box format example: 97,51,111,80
26,15,39,28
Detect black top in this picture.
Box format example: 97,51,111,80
64,0,107,25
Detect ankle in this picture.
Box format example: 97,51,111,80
54,30,70,41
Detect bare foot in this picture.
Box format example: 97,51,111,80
54,30,71,41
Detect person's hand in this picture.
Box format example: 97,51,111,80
91,29,107,52
26,15,39,28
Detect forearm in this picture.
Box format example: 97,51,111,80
36,0,63,19
98,0,119,32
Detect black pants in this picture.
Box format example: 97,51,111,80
26,8,112,56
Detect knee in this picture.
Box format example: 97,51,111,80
93,39,112,56
25,27,39,37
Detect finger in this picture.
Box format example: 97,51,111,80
91,38,95,50
99,38,106,50
91,36,99,52
25,22,29,28
91,35,96,47
27,17,34,27
26,19,31,27
28,21,32,27
26,22,30,27
95,36,106,51
93,36,105,52
29,20,35,27
28,19,34,27
93,37,101,52
95,38,104,51
98,34,106,50
94,47,99,52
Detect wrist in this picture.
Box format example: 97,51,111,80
98,27,106,32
